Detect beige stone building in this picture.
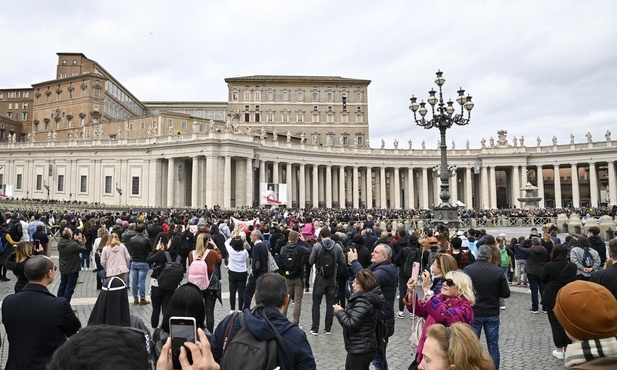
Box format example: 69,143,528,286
225,75,371,147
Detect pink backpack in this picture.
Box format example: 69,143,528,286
188,250,210,290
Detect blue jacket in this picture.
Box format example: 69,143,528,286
211,306,316,370
513,243,527,260
350,259,397,337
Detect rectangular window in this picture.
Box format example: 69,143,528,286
297,112,304,122
0,93,3,99
22,103,28,109
81,89,86,98
131,177,140,195
80,175,87,192
232,91,238,101
36,175,42,190
244,91,251,101
341,114,348,123
57,175,64,191
342,136,349,145
327,91,334,101
282,111,289,122
357,136,364,146
0,174,3,187
181,121,187,130
267,112,274,122
243,113,249,122
104,176,112,194
255,113,260,122
254,91,261,101
296,91,304,102
8,103,12,109
16,174,22,190
141,121,145,130
6,112,12,119
21,112,27,121
35,95,39,104
57,92,61,101
355,92,364,102
46,94,50,103
282,91,289,101
327,113,334,123
68,90,73,99
94,89,100,97
267,91,274,101
312,113,319,123
60,73,67,78
313,91,319,101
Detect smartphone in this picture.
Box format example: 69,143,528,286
169,316,197,369
411,262,420,284
34,239,41,250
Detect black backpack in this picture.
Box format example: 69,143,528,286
402,247,419,279
318,245,336,279
279,245,301,279
9,222,23,241
220,306,294,369
582,248,594,268
156,252,184,290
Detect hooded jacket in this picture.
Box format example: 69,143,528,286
336,286,384,354
211,306,316,370
309,238,346,280
58,236,87,274
100,243,131,277
519,243,547,275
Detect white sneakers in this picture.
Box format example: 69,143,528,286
552,350,564,360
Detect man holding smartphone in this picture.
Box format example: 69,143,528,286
57,228,87,303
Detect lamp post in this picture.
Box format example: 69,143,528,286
409,70,474,227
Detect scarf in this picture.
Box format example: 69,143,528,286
564,336,617,368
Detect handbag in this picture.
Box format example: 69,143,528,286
267,249,279,272
409,292,425,352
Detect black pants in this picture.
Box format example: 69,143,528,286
228,270,247,311
547,308,572,348
398,276,408,312
345,352,375,370
335,275,348,309
151,286,174,328
311,277,336,332
243,274,259,310
203,290,217,333
303,258,312,289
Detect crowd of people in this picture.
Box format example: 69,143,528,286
0,206,616,369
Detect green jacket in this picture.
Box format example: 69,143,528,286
58,237,87,274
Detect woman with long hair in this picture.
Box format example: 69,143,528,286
419,322,494,370
5,241,44,292
224,235,249,313
188,233,222,333
333,270,383,370
541,244,577,359
146,231,177,328
404,270,475,368
93,227,109,290
100,233,130,282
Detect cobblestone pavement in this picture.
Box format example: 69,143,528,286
0,227,565,369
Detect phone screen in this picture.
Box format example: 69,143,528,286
170,317,196,369
411,262,420,284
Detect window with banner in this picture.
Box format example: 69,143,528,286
260,183,288,205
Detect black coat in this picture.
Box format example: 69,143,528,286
336,287,384,354
540,260,577,308
2,283,81,370
590,264,617,299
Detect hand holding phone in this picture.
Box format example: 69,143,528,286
170,316,197,369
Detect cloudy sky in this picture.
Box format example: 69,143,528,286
2,0,616,148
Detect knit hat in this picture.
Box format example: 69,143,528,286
428,236,438,244
121,220,129,228
554,280,617,340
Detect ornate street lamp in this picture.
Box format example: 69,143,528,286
409,70,474,227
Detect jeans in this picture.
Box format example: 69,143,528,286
311,277,336,332
346,352,375,370
131,262,149,300
151,285,174,328
203,290,217,333
283,276,304,324
57,272,79,303
472,315,500,369
515,259,527,284
500,266,510,284
243,274,259,310
372,338,389,370
81,251,91,268
228,270,247,311
528,273,545,311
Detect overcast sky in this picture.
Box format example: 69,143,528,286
2,0,616,148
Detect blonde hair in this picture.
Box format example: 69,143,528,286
446,270,476,306
436,253,458,276
15,242,33,264
426,323,495,370
108,233,120,247
195,233,210,259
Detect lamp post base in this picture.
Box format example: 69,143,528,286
432,204,460,228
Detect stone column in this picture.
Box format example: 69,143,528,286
299,164,306,208
407,168,415,209
286,162,292,206
589,162,599,207
259,161,266,186
421,167,429,209
536,165,545,208
273,161,279,184
339,166,345,208
465,167,473,209
246,157,254,207
380,167,387,208
608,161,617,206
481,166,489,209
191,156,200,208
393,167,401,209
312,165,319,208
167,157,176,207
511,165,520,208
571,164,580,208
366,167,373,208
489,166,497,209
326,165,332,208
223,156,232,208
353,166,359,208
450,169,458,204
553,164,562,208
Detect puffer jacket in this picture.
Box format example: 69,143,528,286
335,286,384,355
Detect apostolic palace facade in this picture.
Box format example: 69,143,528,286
0,52,616,210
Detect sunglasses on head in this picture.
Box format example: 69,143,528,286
444,278,456,287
